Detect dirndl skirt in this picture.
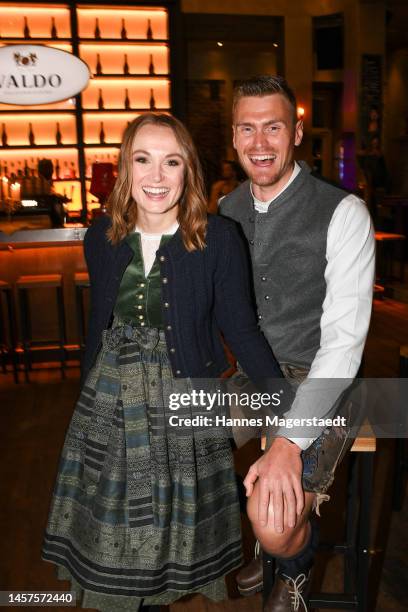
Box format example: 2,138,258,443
42,321,242,611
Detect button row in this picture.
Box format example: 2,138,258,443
159,259,180,376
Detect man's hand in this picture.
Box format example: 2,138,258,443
243,437,304,533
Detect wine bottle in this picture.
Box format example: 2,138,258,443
24,159,29,177
146,18,153,40
98,88,104,110
70,161,76,178
96,53,102,75
123,53,129,75
23,16,31,39
1,123,7,147
148,54,155,75
94,18,101,39
124,88,131,110
149,88,156,110
51,16,58,38
63,161,70,179
55,159,60,179
55,122,62,145
120,18,127,40
99,122,106,144
28,123,35,146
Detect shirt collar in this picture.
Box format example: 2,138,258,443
251,161,301,213
135,221,179,237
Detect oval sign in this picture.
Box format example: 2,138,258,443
0,44,90,105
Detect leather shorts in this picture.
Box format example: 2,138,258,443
280,363,354,513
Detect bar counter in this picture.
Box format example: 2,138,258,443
0,227,89,352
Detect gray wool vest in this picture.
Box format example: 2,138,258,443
219,162,349,368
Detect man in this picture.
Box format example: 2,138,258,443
220,75,375,611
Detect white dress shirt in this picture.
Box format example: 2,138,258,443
251,163,376,450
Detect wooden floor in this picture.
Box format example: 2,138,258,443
0,296,407,612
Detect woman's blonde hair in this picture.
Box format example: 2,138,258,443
107,113,207,251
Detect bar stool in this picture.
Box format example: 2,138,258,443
74,272,90,366
261,426,376,611
16,274,67,382
0,280,19,383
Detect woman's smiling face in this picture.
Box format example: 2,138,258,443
131,123,185,220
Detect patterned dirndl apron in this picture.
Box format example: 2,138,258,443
42,320,242,611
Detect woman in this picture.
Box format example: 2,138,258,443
42,113,286,611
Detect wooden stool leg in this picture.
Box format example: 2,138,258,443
75,285,86,366
56,285,67,379
5,288,19,384
262,553,276,605
344,453,359,593
356,452,374,612
0,292,6,373
18,288,31,383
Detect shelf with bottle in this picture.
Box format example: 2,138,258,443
0,150,79,182
1,115,77,148
0,7,71,40
82,80,169,111
0,37,72,43
83,113,136,145
80,45,169,76
77,8,168,41
91,74,168,79
83,109,171,115
0,109,77,114
0,157,80,208
78,39,168,45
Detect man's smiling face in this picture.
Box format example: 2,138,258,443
233,93,303,201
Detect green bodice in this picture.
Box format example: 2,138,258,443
113,231,173,328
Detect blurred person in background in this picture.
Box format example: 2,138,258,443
208,159,240,214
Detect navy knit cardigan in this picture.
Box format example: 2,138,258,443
82,214,288,402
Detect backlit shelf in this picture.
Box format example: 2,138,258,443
0,38,72,43
91,73,168,79
1,145,78,150
0,110,77,114
84,143,121,148
83,108,170,113
79,39,168,45
54,178,81,182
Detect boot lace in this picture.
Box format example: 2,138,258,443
282,573,308,611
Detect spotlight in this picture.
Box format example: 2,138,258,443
217,41,223,47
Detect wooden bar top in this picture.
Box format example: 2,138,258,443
0,227,87,249
261,421,376,454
